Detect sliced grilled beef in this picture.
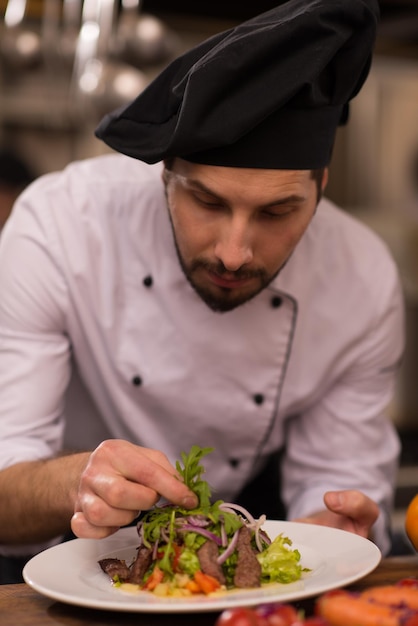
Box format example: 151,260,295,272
128,545,153,584
98,558,131,582
233,526,261,588
197,539,226,585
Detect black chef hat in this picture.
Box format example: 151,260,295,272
95,0,379,169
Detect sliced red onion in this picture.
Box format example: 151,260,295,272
137,521,150,548
254,514,267,552
219,502,256,524
217,529,239,565
176,524,222,546
186,515,210,527
136,521,142,538
219,505,270,552
220,520,227,548
255,603,289,617
152,539,159,560
259,529,271,546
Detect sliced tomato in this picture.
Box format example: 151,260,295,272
172,543,183,572
254,603,300,625
215,607,266,626
397,578,418,588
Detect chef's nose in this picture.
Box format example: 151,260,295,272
214,218,253,271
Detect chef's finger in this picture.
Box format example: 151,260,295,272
323,489,379,535
71,511,121,539
78,474,160,517
88,440,198,509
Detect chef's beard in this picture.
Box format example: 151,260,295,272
170,229,283,313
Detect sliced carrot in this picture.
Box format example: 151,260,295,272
185,579,201,594
193,571,221,594
142,566,164,591
361,585,418,610
316,589,406,626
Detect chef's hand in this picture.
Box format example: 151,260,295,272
293,489,379,539
71,440,198,539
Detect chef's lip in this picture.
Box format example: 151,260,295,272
207,269,254,289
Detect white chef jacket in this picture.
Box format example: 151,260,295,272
0,154,404,556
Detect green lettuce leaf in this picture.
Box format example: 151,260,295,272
257,533,307,584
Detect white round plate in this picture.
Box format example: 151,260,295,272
23,520,381,613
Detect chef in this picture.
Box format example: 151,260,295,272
0,0,404,583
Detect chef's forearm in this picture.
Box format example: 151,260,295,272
0,452,90,544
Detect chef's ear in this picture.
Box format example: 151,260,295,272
312,167,328,204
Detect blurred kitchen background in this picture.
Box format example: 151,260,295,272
0,0,417,551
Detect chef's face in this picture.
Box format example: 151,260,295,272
163,158,328,312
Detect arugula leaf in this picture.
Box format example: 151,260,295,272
138,446,245,581
176,445,214,509
140,447,215,553
158,509,176,574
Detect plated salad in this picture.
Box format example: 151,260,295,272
99,446,308,597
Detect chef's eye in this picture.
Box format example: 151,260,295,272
193,192,224,209
262,208,294,219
